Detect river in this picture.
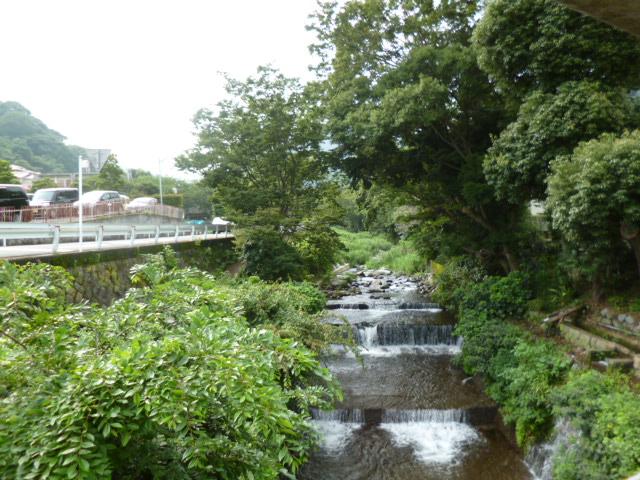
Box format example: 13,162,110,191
299,271,536,480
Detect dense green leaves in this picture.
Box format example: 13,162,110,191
548,130,640,280
474,0,640,97
0,255,342,479
484,82,640,203
0,159,18,183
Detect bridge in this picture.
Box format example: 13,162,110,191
0,221,232,260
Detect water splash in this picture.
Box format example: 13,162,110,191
382,421,479,465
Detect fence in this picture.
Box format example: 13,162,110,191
0,222,231,254
0,202,184,223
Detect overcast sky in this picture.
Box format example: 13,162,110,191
0,0,320,178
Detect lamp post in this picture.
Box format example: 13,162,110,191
158,158,164,206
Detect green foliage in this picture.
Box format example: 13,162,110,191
0,101,87,173
177,66,326,228
30,176,57,190
291,222,345,277
552,370,640,479
233,278,353,354
0,256,342,479
548,130,640,281
488,341,571,447
94,154,126,191
432,256,486,308
473,0,640,98
365,240,424,275
457,272,530,321
334,227,393,266
241,228,305,281
484,82,639,203
310,0,523,271
154,193,184,208
0,159,18,183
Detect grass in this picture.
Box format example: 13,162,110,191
334,227,425,275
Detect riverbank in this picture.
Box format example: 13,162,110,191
429,263,640,480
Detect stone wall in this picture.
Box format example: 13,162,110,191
12,238,236,305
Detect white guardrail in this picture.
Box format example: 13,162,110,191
0,222,231,254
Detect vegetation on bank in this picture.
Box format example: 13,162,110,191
433,261,640,479
0,250,347,479
334,228,423,275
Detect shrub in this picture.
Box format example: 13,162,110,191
552,370,640,479
457,272,530,321
242,228,305,281
431,256,486,309
292,223,345,277
488,340,571,447
0,258,341,479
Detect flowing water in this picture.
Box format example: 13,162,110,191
300,272,535,480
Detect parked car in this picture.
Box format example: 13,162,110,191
30,188,79,207
73,190,123,208
125,196,158,210
0,184,29,210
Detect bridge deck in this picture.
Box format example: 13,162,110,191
0,232,233,261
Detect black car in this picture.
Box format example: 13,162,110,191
0,184,29,210
30,187,79,206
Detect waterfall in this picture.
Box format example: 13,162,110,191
311,408,365,423
354,323,459,346
381,409,469,423
526,419,575,480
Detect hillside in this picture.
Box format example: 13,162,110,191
0,101,85,173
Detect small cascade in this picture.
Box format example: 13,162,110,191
311,409,365,423
526,419,575,480
381,409,469,423
354,323,459,347
397,302,441,310
327,303,370,310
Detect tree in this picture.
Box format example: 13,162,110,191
473,0,640,99
476,0,640,205
95,154,126,191
177,66,326,229
0,159,18,183
309,0,523,272
547,131,640,283
483,82,640,203
30,177,57,191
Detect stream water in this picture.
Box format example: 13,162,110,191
299,272,536,480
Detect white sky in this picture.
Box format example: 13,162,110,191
0,0,320,178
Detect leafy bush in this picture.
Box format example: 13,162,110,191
488,341,571,447
0,257,341,479
457,272,530,321
552,370,640,479
432,256,486,309
292,222,345,277
241,227,305,281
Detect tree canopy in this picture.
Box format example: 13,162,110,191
177,67,326,229
548,130,640,280
0,159,18,184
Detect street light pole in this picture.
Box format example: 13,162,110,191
78,155,84,251
158,158,164,206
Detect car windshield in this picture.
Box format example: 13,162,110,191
32,191,56,201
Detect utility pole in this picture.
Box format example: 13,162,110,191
78,155,84,251
158,158,164,206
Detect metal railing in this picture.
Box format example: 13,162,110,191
0,202,184,223
0,222,231,254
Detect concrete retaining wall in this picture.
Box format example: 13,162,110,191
12,238,236,305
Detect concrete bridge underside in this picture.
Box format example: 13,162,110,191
560,0,640,37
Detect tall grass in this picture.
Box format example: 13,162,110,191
335,227,425,274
